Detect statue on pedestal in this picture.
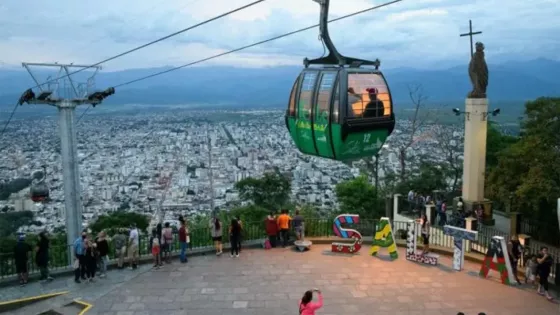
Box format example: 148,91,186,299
468,42,488,98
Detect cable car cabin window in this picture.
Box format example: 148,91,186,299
316,72,335,123
298,72,318,120
331,79,340,123
347,73,392,119
288,78,298,117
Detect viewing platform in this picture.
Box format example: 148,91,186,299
0,243,557,315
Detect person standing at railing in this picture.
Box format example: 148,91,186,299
507,235,522,285
178,219,188,263
156,222,163,265
277,209,292,248
210,216,223,255
84,239,97,282
236,216,243,253
14,234,31,286
265,212,278,248
96,231,109,278
435,198,442,224
536,246,554,301
293,209,305,241
407,190,415,212
439,200,448,226
162,222,173,264
229,219,242,258
74,231,87,283
36,231,53,282
128,223,139,270
113,229,127,269
149,229,161,269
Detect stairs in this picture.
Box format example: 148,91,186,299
0,291,68,314
38,300,91,315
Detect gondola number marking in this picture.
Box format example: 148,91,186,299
363,134,371,143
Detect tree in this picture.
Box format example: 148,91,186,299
229,205,269,224
235,172,291,210
432,125,464,192
396,84,430,183
486,122,518,171
0,211,34,237
405,162,450,194
89,211,150,235
335,176,381,219
486,97,560,220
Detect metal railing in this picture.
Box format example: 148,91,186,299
0,218,557,283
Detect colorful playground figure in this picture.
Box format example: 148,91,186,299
331,214,363,254
479,236,516,285
370,217,398,259
406,220,439,265
443,225,478,271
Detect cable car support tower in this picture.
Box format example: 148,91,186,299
18,62,114,263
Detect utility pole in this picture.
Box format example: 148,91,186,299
18,62,114,265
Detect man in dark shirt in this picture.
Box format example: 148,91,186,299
363,87,385,118
507,235,522,284
14,234,32,286
536,246,554,300
96,232,109,278
292,209,305,241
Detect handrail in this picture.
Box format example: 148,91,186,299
0,218,557,281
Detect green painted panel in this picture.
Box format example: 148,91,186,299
287,117,300,150
294,119,317,155
313,111,334,159
331,124,389,160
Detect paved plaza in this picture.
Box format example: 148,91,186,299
2,245,558,315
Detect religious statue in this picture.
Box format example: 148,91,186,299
468,42,488,98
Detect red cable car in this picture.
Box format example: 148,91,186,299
30,166,49,202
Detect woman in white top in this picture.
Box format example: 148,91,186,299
420,213,430,255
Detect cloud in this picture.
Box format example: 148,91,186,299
0,0,559,73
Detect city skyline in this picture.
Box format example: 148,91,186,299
0,109,460,234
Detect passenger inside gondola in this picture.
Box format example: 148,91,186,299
347,87,363,117
363,87,385,118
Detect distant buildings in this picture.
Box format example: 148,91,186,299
0,109,463,232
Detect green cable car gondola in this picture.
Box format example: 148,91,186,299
286,0,395,161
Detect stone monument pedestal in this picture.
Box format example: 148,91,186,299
462,98,495,226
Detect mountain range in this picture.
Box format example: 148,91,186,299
0,58,559,110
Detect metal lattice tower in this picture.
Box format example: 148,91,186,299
18,62,114,265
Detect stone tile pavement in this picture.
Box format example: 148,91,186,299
79,245,559,315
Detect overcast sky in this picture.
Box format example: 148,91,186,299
1,0,558,71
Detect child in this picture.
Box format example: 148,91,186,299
299,288,323,315
150,229,161,268
525,255,537,285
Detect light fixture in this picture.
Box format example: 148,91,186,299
452,108,470,120
482,108,501,120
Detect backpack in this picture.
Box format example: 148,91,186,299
264,239,271,250
163,229,173,244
